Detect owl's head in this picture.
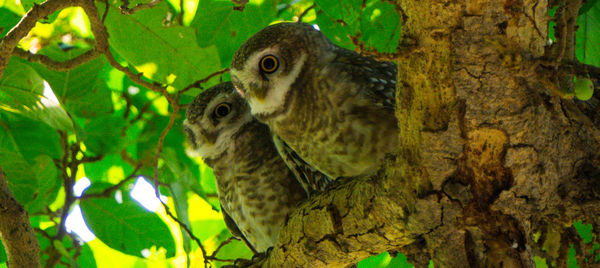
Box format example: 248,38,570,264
184,82,253,159
230,22,335,117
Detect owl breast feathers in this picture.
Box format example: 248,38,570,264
230,22,399,179
184,82,332,253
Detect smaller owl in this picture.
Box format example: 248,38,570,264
231,22,398,181
184,82,324,253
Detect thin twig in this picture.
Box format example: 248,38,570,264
297,4,316,23
120,0,163,15
0,0,77,78
207,236,238,262
179,68,230,95
80,154,104,163
101,0,109,22
349,34,417,61
159,200,211,266
178,0,184,25
80,165,142,199
13,48,101,71
232,0,249,11
47,132,79,267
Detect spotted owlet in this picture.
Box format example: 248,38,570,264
184,82,330,253
230,22,398,181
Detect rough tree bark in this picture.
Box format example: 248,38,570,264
259,0,600,267
0,169,41,267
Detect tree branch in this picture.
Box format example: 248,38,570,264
13,48,101,71
0,169,41,267
257,166,433,267
80,165,141,199
0,0,79,77
120,0,164,15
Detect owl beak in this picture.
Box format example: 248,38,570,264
234,85,245,98
183,121,216,146
248,85,266,103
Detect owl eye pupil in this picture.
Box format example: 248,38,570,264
260,55,279,74
263,58,275,69
215,103,231,118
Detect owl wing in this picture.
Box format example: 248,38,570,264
221,204,258,254
272,134,333,196
330,47,397,109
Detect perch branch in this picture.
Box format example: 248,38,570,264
0,169,41,268
243,167,431,267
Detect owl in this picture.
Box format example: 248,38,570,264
230,22,398,180
184,82,329,253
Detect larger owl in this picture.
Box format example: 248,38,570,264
184,82,311,253
231,22,398,180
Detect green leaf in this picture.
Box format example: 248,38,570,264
316,0,362,26
77,243,97,268
83,115,127,155
200,163,218,195
574,78,594,101
20,0,58,22
191,0,278,66
0,150,37,210
0,7,21,38
579,0,599,15
0,120,60,213
210,229,252,262
387,253,414,268
80,185,176,258
99,0,221,89
314,11,356,49
169,181,192,255
20,0,44,10
0,57,72,131
357,251,392,267
136,112,191,167
83,153,134,183
162,147,207,199
315,0,401,52
190,219,227,241
7,115,62,159
30,155,61,212
568,244,580,268
0,241,6,263
360,1,402,53
534,256,549,268
573,220,594,244
576,1,600,66
29,46,114,118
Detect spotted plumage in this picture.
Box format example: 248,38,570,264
231,22,398,180
184,82,308,252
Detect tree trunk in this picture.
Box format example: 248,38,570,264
260,0,600,267
0,169,41,267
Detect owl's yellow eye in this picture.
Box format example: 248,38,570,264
259,55,279,74
214,103,231,118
